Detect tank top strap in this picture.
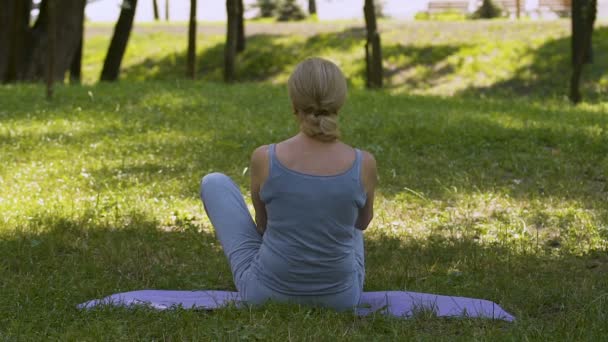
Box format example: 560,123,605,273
267,143,278,178
351,148,362,182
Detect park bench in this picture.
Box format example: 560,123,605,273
538,0,572,16
427,1,470,14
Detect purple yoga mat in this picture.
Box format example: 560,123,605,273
78,290,515,321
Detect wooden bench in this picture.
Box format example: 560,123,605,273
427,1,470,14
539,0,572,14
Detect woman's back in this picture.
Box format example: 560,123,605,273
251,141,366,295
271,137,360,177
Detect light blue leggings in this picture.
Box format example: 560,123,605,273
200,172,364,311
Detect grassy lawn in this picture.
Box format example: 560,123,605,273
1,20,607,340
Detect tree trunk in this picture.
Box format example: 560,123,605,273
1,0,85,83
25,0,86,82
46,0,55,99
225,0,238,82
187,0,197,79
165,0,169,21
571,0,580,67
0,0,14,81
100,0,138,82
152,0,160,20
516,0,521,19
69,0,86,84
569,0,597,104
364,0,382,88
585,1,597,65
70,39,83,84
236,0,246,53
2,0,31,82
70,37,82,84
570,0,582,103
308,0,317,15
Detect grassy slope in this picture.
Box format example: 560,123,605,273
83,20,608,99
1,20,607,340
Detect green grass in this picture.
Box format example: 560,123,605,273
1,20,608,340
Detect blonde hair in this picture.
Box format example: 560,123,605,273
287,57,347,142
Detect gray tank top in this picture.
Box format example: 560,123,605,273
251,144,367,295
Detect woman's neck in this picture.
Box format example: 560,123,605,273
295,132,339,145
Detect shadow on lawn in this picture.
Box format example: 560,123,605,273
381,44,465,90
121,27,467,91
1,212,234,299
122,28,367,83
2,212,607,325
458,26,608,101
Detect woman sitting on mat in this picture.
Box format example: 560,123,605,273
200,57,377,311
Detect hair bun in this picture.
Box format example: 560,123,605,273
314,109,331,117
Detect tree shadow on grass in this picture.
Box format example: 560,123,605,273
458,26,608,101
381,44,466,90
120,27,470,92
1,211,232,307
121,28,368,83
364,233,608,326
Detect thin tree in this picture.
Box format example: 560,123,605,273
516,0,521,19
152,0,160,20
309,0,317,15
364,0,382,88
0,1,11,81
225,0,238,82
69,35,83,84
100,0,138,81
165,0,169,21
236,0,246,53
569,0,597,104
69,0,87,84
46,0,55,99
187,0,197,79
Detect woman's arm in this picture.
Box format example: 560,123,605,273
250,145,269,235
355,151,377,231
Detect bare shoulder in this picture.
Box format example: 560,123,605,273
251,145,270,162
250,145,270,180
359,149,377,172
358,149,378,189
